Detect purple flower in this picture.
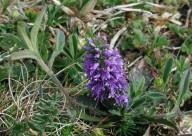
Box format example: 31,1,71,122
94,54,100,59
103,50,112,57
83,35,129,108
87,38,95,47
95,48,100,52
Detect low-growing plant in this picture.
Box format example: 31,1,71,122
0,1,192,136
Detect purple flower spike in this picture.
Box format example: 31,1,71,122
83,34,129,108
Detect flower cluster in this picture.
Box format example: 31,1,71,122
83,34,129,107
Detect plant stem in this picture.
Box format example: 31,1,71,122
37,58,76,107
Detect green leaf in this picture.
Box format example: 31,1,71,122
64,46,73,60
131,19,144,29
2,33,27,48
146,117,178,131
162,57,173,85
40,98,51,106
67,109,77,121
110,18,124,28
0,67,8,80
133,29,148,45
179,69,190,99
77,49,85,59
86,28,94,38
10,49,39,61
80,0,97,14
34,114,48,121
167,23,186,35
147,108,157,116
12,121,28,135
48,30,65,68
175,69,190,107
79,112,103,122
134,118,149,125
152,35,169,48
135,76,145,95
175,56,188,72
0,0,13,12
145,91,166,99
30,8,46,51
181,43,192,55
17,22,33,50
131,96,147,110
69,34,78,59
32,120,45,126
74,63,83,72
109,110,122,116
56,30,65,51
28,121,44,136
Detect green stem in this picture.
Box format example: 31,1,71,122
37,58,76,107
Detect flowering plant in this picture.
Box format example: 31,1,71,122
83,34,129,107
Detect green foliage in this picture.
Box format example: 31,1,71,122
152,35,170,48
181,40,192,55
97,0,122,6
133,29,149,46
30,9,46,52
47,4,68,27
48,30,65,68
61,126,73,136
0,0,13,12
10,93,60,136
146,117,178,131
175,56,190,72
173,69,191,111
55,33,84,85
1,1,192,136
162,57,174,85
109,18,124,28
122,19,170,53
105,77,176,136
167,23,187,35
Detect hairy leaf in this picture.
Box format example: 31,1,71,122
30,8,46,51
2,33,27,48
162,57,173,85
10,49,39,61
17,22,33,50
146,117,178,131
48,30,65,68
177,69,190,106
